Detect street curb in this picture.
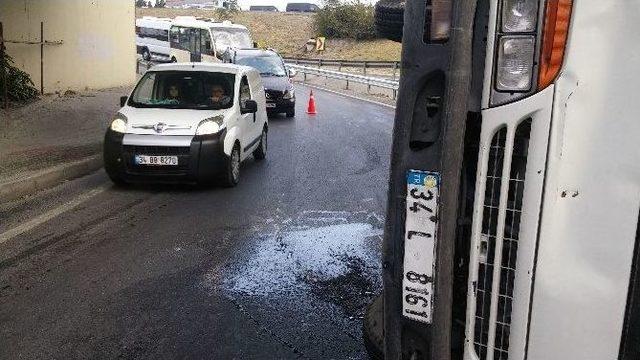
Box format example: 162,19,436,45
0,155,103,204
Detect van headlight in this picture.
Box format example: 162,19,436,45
110,113,128,133
196,115,225,135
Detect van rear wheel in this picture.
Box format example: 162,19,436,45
253,127,267,160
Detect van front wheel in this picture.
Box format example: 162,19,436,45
221,144,240,187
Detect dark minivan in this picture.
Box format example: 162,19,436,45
228,49,296,118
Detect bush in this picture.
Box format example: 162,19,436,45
0,51,39,103
315,1,376,40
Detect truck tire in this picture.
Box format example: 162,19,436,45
363,294,384,360
375,0,405,43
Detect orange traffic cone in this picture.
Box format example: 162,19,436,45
306,90,317,115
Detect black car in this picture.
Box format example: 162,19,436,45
229,49,296,118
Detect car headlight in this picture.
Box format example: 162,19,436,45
282,89,294,100
196,115,225,135
110,113,128,133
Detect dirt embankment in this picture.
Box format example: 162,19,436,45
136,8,401,61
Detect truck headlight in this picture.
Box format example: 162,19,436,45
196,116,224,135
502,0,539,33
496,36,535,92
283,89,294,100
110,113,128,133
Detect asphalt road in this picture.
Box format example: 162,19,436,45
0,85,395,360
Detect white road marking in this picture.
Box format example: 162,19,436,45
294,82,397,109
0,185,108,246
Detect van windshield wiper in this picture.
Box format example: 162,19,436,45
260,72,284,77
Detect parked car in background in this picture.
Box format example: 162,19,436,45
285,2,319,12
249,5,279,12
136,17,172,61
104,63,268,187
227,48,296,118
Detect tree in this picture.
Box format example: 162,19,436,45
0,51,39,102
147,1,152,7
135,0,146,8
155,0,166,8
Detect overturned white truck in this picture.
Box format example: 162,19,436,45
366,1,640,359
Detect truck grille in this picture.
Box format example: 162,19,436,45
472,120,532,360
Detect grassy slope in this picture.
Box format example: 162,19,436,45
137,8,401,61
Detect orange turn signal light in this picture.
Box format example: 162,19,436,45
538,0,573,90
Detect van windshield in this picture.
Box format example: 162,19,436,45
128,71,236,110
236,54,287,77
211,27,253,50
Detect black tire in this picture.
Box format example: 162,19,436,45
221,144,240,187
286,108,295,118
142,48,151,61
363,294,384,360
375,0,405,43
253,127,267,161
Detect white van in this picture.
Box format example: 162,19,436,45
135,17,172,61
169,17,253,63
104,63,268,187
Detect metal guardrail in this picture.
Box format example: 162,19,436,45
286,63,399,98
283,57,399,69
283,57,401,79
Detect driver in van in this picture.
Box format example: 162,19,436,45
167,84,181,102
208,84,231,107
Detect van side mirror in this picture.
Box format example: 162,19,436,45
241,99,258,114
288,68,298,78
253,41,258,48
120,96,128,107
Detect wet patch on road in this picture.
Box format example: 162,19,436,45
201,210,384,358
216,210,383,303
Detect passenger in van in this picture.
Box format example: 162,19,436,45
208,84,231,108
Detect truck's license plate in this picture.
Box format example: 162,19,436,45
402,170,440,324
135,155,178,166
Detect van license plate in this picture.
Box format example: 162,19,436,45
135,155,178,166
402,170,440,324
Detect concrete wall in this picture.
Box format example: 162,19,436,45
0,0,136,93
